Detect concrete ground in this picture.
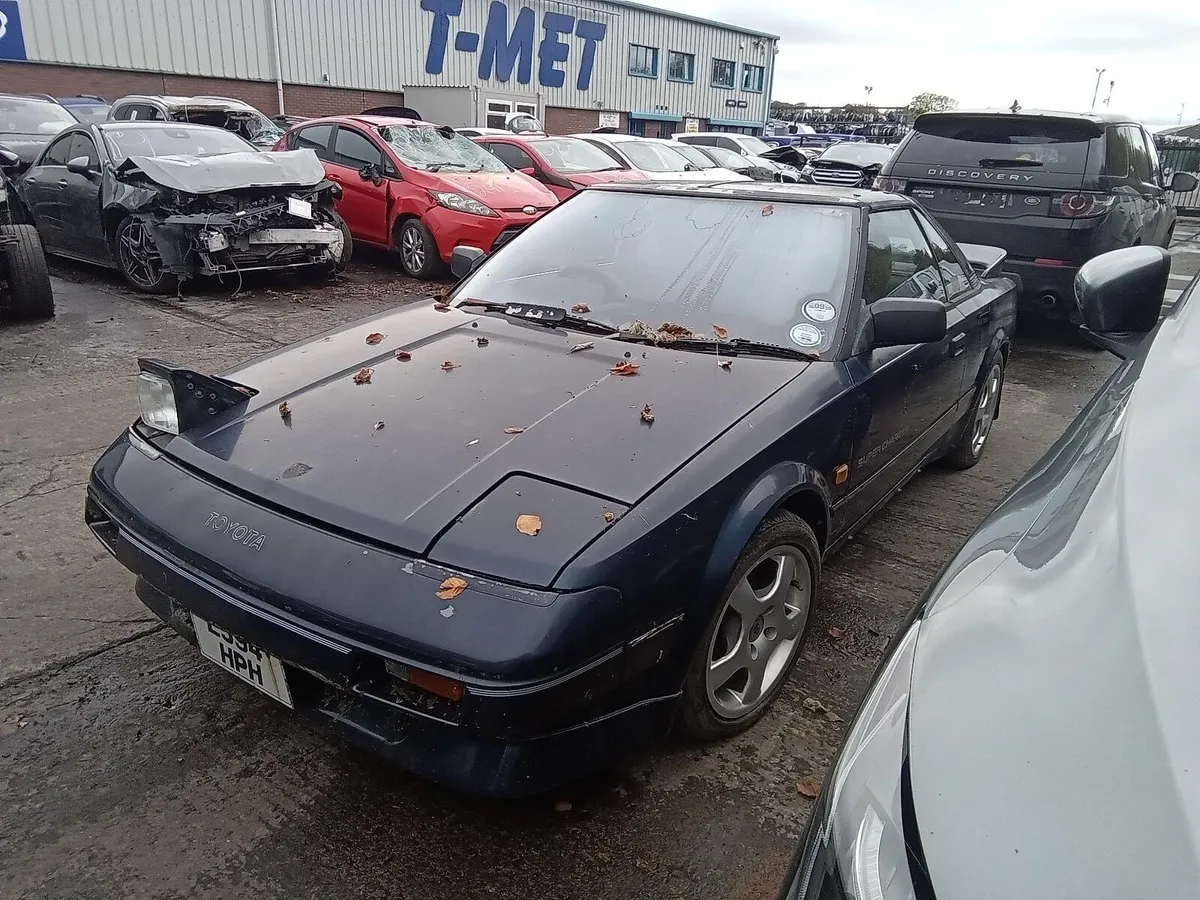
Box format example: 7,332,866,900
1,224,1196,900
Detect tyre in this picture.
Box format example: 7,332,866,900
678,511,821,740
328,209,353,273
0,224,54,320
942,351,1005,470
396,218,445,279
114,215,177,295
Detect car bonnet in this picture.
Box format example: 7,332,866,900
433,169,558,210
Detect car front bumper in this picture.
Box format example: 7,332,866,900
422,206,546,262
85,429,681,797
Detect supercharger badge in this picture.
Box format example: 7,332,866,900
790,323,823,347
803,299,836,322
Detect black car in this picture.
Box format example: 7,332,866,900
16,121,351,293
800,143,895,188
0,92,81,173
779,246,1195,900
86,182,1016,797
0,147,53,320
875,109,1198,319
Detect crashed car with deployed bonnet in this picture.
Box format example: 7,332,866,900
87,182,1015,797
15,121,350,293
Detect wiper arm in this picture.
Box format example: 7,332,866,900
978,157,1043,168
457,299,619,335
426,162,469,172
612,332,819,361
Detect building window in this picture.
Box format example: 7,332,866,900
629,44,659,78
484,99,536,129
667,51,695,83
742,63,765,93
711,58,736,89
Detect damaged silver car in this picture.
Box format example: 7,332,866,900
15,121,351,294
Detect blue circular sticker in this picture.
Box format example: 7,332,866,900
790,323,822,347
804,299,836,322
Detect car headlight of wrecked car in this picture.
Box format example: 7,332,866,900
135,358,258,437
785,623,926,900
431,191,499,218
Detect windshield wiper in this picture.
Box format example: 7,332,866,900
612,333,819,362
978,157,1043,168
457,299,620,335
426,162,469,172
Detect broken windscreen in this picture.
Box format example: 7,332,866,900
375,125,508,173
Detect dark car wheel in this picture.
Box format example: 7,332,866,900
0,224,54,320
115,216,177,295
678,511,821,740
942,351,1005,470
396,218,445,279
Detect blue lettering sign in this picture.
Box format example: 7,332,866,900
421,0,607,91
0,0,28,62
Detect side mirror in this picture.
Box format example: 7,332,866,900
1168,171,1198,193
957,243,1008,279
518,166,537,177
0,147,19,169
870,298,948,348
66,156,95,176
1075,246,1170,357
358,163,382,186
450,245,486,280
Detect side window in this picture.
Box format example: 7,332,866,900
489,143,535,171
914,210,977,299
41,134,75,167
1103,126,1132,178
111,104,134,121
717,137,741,153
332,127,382,169
1142,130,1163,184
1125,126,1152,184
67,133,100,168
863,210,947,304
293,124,334,159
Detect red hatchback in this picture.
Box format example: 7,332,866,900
277,115,558,278
473,135,649,201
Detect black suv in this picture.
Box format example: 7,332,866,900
875,109,1197,319
0,148,54,320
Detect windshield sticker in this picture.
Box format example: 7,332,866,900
803,300,836,322
790,323,823,347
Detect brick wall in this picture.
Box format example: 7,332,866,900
0,61,403,117
544,106,628,136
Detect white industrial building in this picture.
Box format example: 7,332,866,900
0,0,778,135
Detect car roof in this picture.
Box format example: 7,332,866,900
58,95,108,105
916,107,1138,125
112,95,258,111
587,180,905,208
297,115,431,129
95,120,240,134
677,132,755,139
573,132,653,143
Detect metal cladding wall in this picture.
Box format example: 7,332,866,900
6,0,775,124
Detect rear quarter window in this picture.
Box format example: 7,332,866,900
902,115,1099,174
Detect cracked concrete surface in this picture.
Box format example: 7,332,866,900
0,231,1194,900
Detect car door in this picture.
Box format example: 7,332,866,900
1130,126,1170,246
56,131,109,262
837,208,966,533
19,132,76,250
328,125,390,246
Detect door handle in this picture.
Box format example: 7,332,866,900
978,310,992,324
58,178,68,185
327,173,343,182
950,332,967,357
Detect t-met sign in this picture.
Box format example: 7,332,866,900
421,0,608,91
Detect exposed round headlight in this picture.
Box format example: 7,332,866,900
136,371,180,434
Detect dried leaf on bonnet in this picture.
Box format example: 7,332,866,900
717,358,732,370
433,301,451,312
373,421,385,431
571,303,590,313
441,360,458,371
436,577,468,601
712,325,729,340
659,322,691,337
365,332,386,345
603,511,616,524
609,361,640,377
504,426,525,435
570,341,595,353
761,204,774,217
278,401,291,418
516,514,543,536
797,779,821,799
395,349,412,361
640,404,655,424
352,367,373,385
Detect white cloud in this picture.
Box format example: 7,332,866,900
649,0,1200,131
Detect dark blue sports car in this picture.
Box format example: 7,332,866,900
86,182,1016,797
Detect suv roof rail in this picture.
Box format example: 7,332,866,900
1,91,57,102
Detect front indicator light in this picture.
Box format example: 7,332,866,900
136,371,180,434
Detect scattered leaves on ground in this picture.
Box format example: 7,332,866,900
828,626,845,641
640,404,655,424
717,358,732,370
554,800,573,812
395,349,412,361
570,341,595,353
797,779,821,799
373,421,385,431
827,711,844,723
603,511,616,524
436,577,468,600
516,514,543,536
476,337,489,347
802,697,828,715
441,360,458,371
440,605,455,618
712,325,728,340
365,332,386,345
352,367,373,385
504,426,525,434
609,361,640,377
762,204,774,217
278,401,291,418
571,303,590,313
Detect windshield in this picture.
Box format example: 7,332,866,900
172,109,283,145
376,124,508,172
534,138,622,173
453,191,854,353
670,143,718,169
705,145,750,169
618,140,691,172
0,98,78,135
65,104,112,124
734,135,775,156
103,125,255,160
821,143,893,166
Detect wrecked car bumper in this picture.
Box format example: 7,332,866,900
187,222,344,275
423,206,544,262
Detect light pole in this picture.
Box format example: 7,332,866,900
1103,80,1114,107
1090,67,1106,111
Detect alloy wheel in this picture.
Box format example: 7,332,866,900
706,546,812,719
970,363,1003,456
400,225,425,273
118,220,164,290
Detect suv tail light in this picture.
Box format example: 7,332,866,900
872,176,907,193
1052,192,1114,218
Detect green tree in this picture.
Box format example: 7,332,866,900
907,92,958,118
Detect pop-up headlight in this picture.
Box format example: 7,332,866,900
135,358,257,436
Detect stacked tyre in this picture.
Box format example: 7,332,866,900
0,223,54,320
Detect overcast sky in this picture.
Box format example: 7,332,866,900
650,0,1200,132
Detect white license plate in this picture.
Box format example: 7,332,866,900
192,614,293,708
287,196,313,219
